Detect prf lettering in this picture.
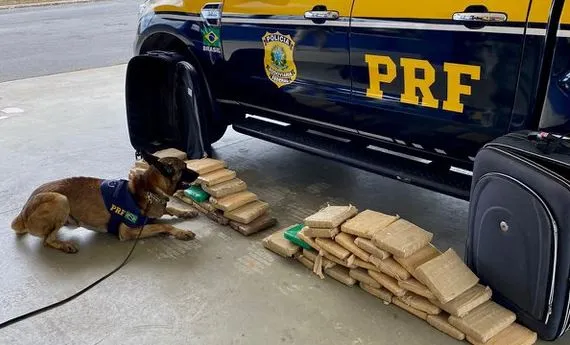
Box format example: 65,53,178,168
110,204,126,216
365,54,481,113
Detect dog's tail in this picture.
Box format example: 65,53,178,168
11,212,26,232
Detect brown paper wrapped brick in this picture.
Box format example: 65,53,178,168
173,191,216,213
325,265,357,286
359,282,393,303
202,178,247,198
304,205,358,229
224,200,269,224
210,191,258,212
394,244,441,280
298,228,320,251
448,301,517,343
302,249,336,270
229,214,277,236
153,148,187,160
334,233,371,262
341,209,400,239
430,284,492,318
349,268,382,288
368,270,406,297
262,229,301,258
198,169,237,186
354,237,391,260
321,250,358,268
206,210,230,225
304,227,340,238
369,255,383,269
415,248,479,304
315,238,351,260
372,218,433,258
392,297,428,320
354,257,381,272
185,158,226,175
466,323,537,345
427,314,466,341
398,278,435,300
398,292,441,315
377,257,411,281
297,255,314,270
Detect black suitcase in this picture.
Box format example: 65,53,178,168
466,130,570,341
125,51,208,159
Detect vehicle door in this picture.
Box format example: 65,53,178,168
349,0,532,161
220,0,355,131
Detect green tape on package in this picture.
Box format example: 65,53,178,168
283,224,312,250
184,185,210,203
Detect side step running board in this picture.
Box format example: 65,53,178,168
232,117,472,200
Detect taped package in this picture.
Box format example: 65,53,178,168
304,205,358,229
359,282,393,303
198,169,237,186
210,191,258,212
398,278,435,300
466,323,537,345
185,158,226,175
334,233,370,262
202,178,247,198
415,248,479,304
398,292,441,315
372,218,433,258
392,297,428,320
349,268,382,289
153,148,187,160
394,244,441,279
376,257,411,281
173,191,216,213
262,229,301,258
322,250,357,268
303,227,340,238
297,255,314,270
354,237,391,260
302,249,335,270
341,209,400,239
427,313,466,341
224,200,269,224
315,238,351,260
229,214,277,236
353,257,380,272
297,228,320,251
448,301,517,344
325,265,357,286
206,210,230,225
368,270,406,297
430,284,493,318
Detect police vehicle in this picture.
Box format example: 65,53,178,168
127,1,570,341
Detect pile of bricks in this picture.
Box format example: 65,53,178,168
131,148,277,236
263,205,538,345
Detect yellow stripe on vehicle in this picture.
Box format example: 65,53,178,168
222,0,352,17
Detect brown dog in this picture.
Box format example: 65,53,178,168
10,151,199,254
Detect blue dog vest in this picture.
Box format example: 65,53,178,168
100,179,149,236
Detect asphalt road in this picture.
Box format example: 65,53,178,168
0,0,140,82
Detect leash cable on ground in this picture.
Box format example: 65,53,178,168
0,211,149,330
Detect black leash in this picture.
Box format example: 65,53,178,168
0,216,149,329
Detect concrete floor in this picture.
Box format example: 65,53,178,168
0,65,563,345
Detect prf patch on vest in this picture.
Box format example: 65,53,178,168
365,54,481,114
262,31,297,88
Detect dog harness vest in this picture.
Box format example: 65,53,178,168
100,179,148,236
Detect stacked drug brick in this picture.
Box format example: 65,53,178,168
131,148,276,236
263,205,538,345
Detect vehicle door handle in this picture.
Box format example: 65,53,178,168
304,10,339,21
452,12,507,22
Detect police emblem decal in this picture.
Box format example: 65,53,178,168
262,32,297,88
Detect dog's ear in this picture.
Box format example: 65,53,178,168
140,150,174,177
182,168,199,183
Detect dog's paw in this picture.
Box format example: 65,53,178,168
60,241,79,254
172,230,196,241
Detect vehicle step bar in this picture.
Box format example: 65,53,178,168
232,116,472,200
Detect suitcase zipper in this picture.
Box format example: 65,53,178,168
485,147,562,326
